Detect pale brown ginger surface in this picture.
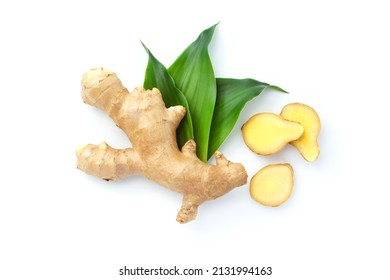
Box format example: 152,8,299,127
76,68,247,223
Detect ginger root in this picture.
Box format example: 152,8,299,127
281,103,321,162
76,68,247,223
250,163,294,207
241,113,304,155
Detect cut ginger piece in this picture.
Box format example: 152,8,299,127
280,103,321,162
250,163,294,207
242,113,304,155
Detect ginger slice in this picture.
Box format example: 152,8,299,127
241,113,304,155
280,103,321,162
250,163,294,207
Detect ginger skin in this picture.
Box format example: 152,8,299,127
76,68,248,223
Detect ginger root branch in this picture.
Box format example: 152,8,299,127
76,68,247,223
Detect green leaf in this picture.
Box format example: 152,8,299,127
208,78,287,159
168,24,218,162
142,43,194,148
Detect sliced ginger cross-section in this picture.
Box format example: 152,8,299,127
281,103,321,162
250,163,294,207
241,113,304,155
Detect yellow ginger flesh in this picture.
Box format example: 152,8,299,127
241,113,304,155
281,103,321,162
250,163,294,207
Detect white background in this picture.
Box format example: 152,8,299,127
1,0,389,279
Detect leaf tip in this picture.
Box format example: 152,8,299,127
140,40,149,52
270,85,288,93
